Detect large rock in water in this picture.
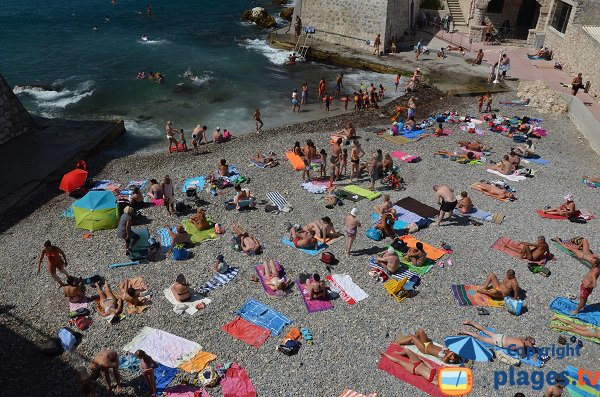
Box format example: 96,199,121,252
242,7,276,29
280,7,294,21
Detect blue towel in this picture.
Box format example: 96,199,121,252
524,156,549,165
181,176,205,193
118,354,140,372
479,327,543,367
400,129,426,139
157,227,177,247
197,267,239,294
61,206,75,218
453,208,493,221
155,364,178,393
370,212,409,230
550,297,600,327
565,365,600,397
237,299,292,335
250,159,268,168
281,237,327,256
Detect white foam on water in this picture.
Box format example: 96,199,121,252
241,38,291,65
138,39,168,45
16,80,95,108
190,73,211,86
124,119,162,138
342,70,395,92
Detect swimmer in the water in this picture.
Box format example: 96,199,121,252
92,26,99,31
183,68,196,81
141,35,149,42
105,16,110,23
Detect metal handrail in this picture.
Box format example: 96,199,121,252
419,22,473,51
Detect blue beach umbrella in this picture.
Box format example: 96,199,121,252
445,335,493,362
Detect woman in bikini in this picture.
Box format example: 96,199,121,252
37,240,70,287
147,179,163,200
292,141,303,157
171,274,191,302
394,329,459,363
379,349,438,384
551,315,600,339
95,282,123,319
405,242,428,266
135,350,158,396
260,259,290,292
350,140,365,182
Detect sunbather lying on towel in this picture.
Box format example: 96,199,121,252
94,282,123,318
475,182,516,200
303,217,338,243
190,208,210,230
251,151,277,167
306,273,327,300
379,349,438,384
394,329,460,363
551,315,600,338
375,247,401,273
374,194,392,215
64,276,85,304
458,140,486,152
171,274,192,302
405,242,428,266
457,191,473,214
460,320,538,361
232,224,262,254
543,194,576,217
435,150,477,161
260,259,291,291
487,155,515,175
376,210,396,239
477,269,519,299
553,237,600,266
289,226,318,249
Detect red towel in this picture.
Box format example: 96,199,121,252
221,316,270,348
536,209,583,220
221,362,257,397
378,345,445,397
491,237,547,264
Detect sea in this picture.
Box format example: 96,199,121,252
0,0,394,151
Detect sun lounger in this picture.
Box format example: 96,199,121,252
550,297,600,327
296,279,334,313
450,284,505,307
343,185,381,201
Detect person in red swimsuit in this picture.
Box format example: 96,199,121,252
37,240,70,287
379,349,438,383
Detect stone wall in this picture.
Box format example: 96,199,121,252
517,80,569,113
0,74,37,145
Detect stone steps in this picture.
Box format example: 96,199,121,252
446,0,466,23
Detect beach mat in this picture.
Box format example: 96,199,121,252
164,385,210,397
326,274,368,305
400,235,446,260
343,185,381,201
221,362,257,397
392,205,425,225
394,197,438,219
551,240,592,269
368,260,421,284
178,351,218,373
379,134,411,146
479,327,542,367
281,237,328,256
491,237,547,264
296,279,334,313
266,191,291,211
486,169,527,182
400,129,428,140
286,151,305,171
550,314,600,344
565,365,600,397
255,262,290,297
450,284,505,307
522,156,549,165
536,209,593,221
221,316,271,348
197,267,239,294
236,300,292,336
181,176,205,193
391,151,421,163
378,345,445,397
130,228,150,260
550,297,600,327
335,189,365,202
155,364,179,393
181,220,217,243
471,182,511,202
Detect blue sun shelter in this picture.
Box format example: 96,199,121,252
73,190,119,231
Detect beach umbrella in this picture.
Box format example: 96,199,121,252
59,169,88,193
72,190,118,231
445,335,493,362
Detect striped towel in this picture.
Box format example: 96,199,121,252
197,267,239,294
368,258,420,283
266,191,291,211
339,389,378,397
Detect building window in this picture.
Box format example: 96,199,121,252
550,0,572,33
487,0,504,13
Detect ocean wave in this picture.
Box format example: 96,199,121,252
139,39,168,45
241,38,290,65
124,119,162,138
16,80,95,108
190,73,211,85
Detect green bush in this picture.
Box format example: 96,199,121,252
421,0,444,10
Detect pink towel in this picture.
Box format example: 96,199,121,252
69,297,88,311
296,280,333,313
391,151,420,163
165,385,210,397
221,316,270,348
255,262,285,296
221,363,256,397
151,198,165,206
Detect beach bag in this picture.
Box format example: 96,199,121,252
278,340,301,356
365,227,383,241
264,204,279,213
495,350,521,366
199,367,219,387
172,246,189,261
504,297,523,316
186,187,197,197
58,327,78,351
320,252,336,265
391,238,408,253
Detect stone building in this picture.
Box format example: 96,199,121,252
297,0,419,51
0,73,38,145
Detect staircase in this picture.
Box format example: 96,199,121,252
446,0,467,26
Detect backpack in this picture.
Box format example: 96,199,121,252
58,327,79,351
320,252,336,265
278,339,301,356
365,227,383,241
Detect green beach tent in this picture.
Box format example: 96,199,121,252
73,190,119,231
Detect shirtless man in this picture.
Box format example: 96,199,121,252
232,224,262,254
571,259,600,314
302,140,318,160
458,140,485,152
433,184,457,226
405,242,427,266
95,282,123,319
340,122,356,140
376,247,401,274
508,151,521,168
544,375,565,397
520,236,550,262
167,225,193,255
487,155,515,175
394,329,460,363
213,127,223,143
304,217,337,243
80,349,122,394
289,226,318,249
253,108,263,133
306,273,326,300
345,208,361,257
192,125,207,154
553,237,600,267
335,73,344,95
171,274,191,302
477,269,519,300
461,320,537,361
544,194,576,217
374,194,393,214
165,121,178,151
470,49,484,64
474,181,516,200
376,210,396,239
64,276,85,303
457,191,473,214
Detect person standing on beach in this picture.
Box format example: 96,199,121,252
318,77,326,99
324,93,331,111
192,125,207,154
161,175,176,215
395,74,401,92
292,89,301,112
345,208,361,257
335,73,344,96
571,73,583,96
373,34,381,55
500,53,511,79
350,139,365,182
301,82,309,104
165,121,178,152
570,259,599,314
253,108,263,133
433,184,457,226
38,240,70,287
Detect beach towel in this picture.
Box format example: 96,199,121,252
400,129,428,139
471,182,512,202
582,178,600,189
450,284,505,307
378,247,435,277
565,365,600,397
266,191,291,211
157,227,178,248
61,205,75,218
296,279,334,313
221,316,271,348
286,151,305,171
486,169,527,182
343,185,381,201
255,262,290,297
378,345,445,397
400,235,446,260
221,363,257,397
491,237,548,264
181,220,217,243
479,327,543,367
91,180,121,191
339,389,378,397
370,212,409,231
178,351,218,373
128,228,150,261
236,299,292,335
379,134,411,146
119,179,148,196
69,297,88,312
521,156,549,165
394,333,465,367
550,297,600,327
196,267,239,294
458,147,485,158
392,205,425,225
326,274,368,305
368,259,421,284
281,237,328,256
550,314,600,344
122,326,202,368
181,176,205,193
459,125,484,135
536,209,594,221
302,180,333,194
394,197,438,219
391,151,421,163
108,261,140,269
164,385,210,397
151,198,165,206
164,288,212,316
155,364,179,393
119,354,141,372
551,240,592,269
335,189,365,202
250,158,268,168
123,276,151,314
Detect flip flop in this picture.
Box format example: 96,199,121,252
477,308,490,315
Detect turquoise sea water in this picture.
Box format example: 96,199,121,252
0,0,393,150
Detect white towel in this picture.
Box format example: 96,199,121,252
486,169,527,182
326,274,368,305
163,288,211,316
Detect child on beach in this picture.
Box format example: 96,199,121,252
485,92,493,112
178,129,187,152
478,94,484,113
341,95,350,110
324,93,331,111
395,74,401,92
292,89,300,112
319,149,327,177
341,148,348,176
379,84,385,100
302,157,310,182
434,123,445,136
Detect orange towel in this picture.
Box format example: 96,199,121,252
400,235,445,260
285,151,305,171
179,351,217,373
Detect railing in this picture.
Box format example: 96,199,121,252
419,22,473,52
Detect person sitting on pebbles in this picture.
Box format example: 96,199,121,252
375,247,401,274
213,254,230,274
543,193,576,217
190,208,210,230
171,274,191,302
217,158,229,176
303,217,337,243
457,191,473,214
477,269,519,300
375,210,396,239
487,155,515,175
405,242,428,266
306,273,327,300
167,225,193,253
374,194,393,214
289,225,318,249
64,276,85,303
393,329,461,364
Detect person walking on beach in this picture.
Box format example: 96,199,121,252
135,350,158,396
192,125,207,154
395,74,401,92
301,82,309,104
165,121,178,152
253,108,263,133
373,34,381,55
292,89,301,112
161,175,176,215
500,53,511,79
318,77,326,99
570,259,599,314
335,73,344,96
433,184,457,226
345,208,361,257
324,92,331,111
571,73,584,96
38,240,70,287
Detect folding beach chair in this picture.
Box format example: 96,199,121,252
384,277,410,302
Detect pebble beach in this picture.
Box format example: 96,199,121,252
2,86,600,397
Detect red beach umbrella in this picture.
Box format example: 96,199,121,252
59,169,88,193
